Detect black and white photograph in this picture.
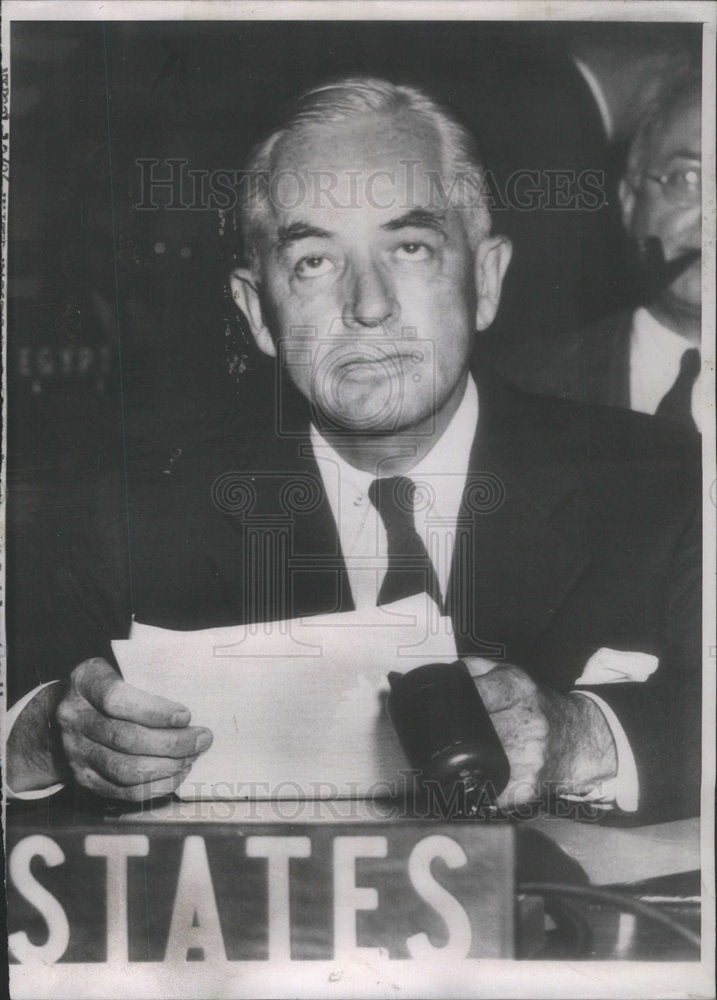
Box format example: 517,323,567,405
1,2,715,997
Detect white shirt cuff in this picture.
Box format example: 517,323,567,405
565,691,639,812
560,646,654,812
4,681,68,800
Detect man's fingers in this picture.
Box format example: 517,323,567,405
56,685,213,802
72,764,192,803
473,664,532,713
68,732,197,787
72,658,192,727
76,704,212,758
462,656,500,677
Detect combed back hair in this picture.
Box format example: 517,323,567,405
240,76,491,272
625,69,702,184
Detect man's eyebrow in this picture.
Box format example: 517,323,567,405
276,222,332,251
662,149,701,163
381,209,448,233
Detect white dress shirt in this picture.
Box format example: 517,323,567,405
311,376,478,611
630,307,703,431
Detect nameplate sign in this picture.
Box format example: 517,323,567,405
7,816,514,996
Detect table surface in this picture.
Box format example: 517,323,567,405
96,796,701,884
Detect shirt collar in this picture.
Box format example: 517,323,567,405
629,307,702,427
632,306,699,365
311,374,479,519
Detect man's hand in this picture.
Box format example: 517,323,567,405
53,657,213,801
468,662,618,811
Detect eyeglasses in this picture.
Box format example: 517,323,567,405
645,167,701,207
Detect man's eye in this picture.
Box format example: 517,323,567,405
295,255,334,277
668,168,701,194
395,242,431,261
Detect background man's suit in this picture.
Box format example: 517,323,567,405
8,371,701,822
520,311,633,408
521,310,703,433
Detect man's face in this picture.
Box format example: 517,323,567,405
622,96,701,310
244,113,506,435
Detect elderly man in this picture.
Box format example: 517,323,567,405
529,72,703,430
6,77,700,821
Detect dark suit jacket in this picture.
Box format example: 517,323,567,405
521,309,633,409
9,370,701,822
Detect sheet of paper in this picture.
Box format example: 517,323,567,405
112,595,457,800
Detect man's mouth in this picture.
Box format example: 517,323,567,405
335,349,420,375
627,237,701,301
667,246,701,276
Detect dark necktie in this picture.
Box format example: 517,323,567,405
368,476,443,610
654,348,700,431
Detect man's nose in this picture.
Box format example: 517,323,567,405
342,260,399,329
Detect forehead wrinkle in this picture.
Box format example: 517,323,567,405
646,104,701,167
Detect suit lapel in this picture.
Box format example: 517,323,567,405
447,373,592,663
583,310,632,408
603,311,632,408
211,430,354,622
278,441,355,618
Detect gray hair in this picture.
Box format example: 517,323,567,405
240,76,491,272
625,69,702,184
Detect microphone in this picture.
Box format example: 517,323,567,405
626,236,701,303
387,660,510,819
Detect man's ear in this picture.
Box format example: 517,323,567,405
228,267,276,358
474,235,512,331
619,177,636,230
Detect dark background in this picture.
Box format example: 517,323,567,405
5,19,701,521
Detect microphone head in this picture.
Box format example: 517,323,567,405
387,661,510,818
